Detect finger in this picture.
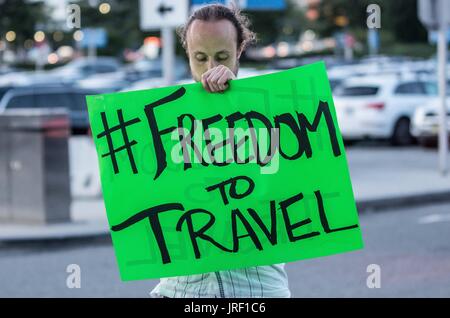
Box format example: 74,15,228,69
209,67,227,92
216,66,232,91
202,67,219,91
209,66,227,86
202,67,215,79
201,70,215,92
201,75,212,92
217,72,233,91
207,75,221,92
217,71,231,85
202,69,217,92
216,78,228,91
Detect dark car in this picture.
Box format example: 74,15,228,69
124,57,189,82
0,85,13,101
0,86,99,134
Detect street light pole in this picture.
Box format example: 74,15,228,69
162,26,175,86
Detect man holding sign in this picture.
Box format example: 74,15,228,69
152,3,292,298
87,4,363,299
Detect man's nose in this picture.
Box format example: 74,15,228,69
207,58,219,70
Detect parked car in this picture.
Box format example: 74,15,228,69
333,75,437,145
0,65,18,76
75,70,129,93
0,86,98,134
124,57,189,83
237,67,277,79
0,70,65,87
0,85,14,100
49,57,122,84
411,82,450,148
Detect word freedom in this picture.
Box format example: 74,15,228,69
145,87,341,179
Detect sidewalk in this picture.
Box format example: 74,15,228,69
0,200,109,242
347,146,450,211
1,141,450,242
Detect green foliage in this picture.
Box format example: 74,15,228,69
0,0,432,58
388,0,427,42
73,0,146,56
0,0,49,46
308,0,427,43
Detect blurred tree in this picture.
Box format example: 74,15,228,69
74,0,307,57
72,0,148,57
244,10,284,45
244,0,303,45
302,0,427,43
0,0,49,48
388,0,427,43
2,0,422,60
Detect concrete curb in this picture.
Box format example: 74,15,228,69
356,190,450,213
0,219,109,243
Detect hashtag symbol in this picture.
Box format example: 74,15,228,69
97,109,141,174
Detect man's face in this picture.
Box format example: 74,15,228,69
186,19,241,82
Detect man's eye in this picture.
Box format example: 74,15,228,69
196,56,207,62
217,56,228,61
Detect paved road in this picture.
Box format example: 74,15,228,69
344,142,450,202
1,201,449,298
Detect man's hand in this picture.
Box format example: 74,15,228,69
201,65,236,93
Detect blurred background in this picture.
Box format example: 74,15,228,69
0,0,449,298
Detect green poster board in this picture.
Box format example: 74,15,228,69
86,61,364,281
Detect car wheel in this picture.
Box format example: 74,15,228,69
343,139,356,146
391,117,413,146
418,136,438,148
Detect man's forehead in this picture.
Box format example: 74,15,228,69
187,19,237,51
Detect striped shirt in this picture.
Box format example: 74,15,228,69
150,264,290,298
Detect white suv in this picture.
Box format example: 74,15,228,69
333,75,437,145
411,82,450,147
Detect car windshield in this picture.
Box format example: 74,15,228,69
6,91,72,109
5,94,36,109
334,85,380,96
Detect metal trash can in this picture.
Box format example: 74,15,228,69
0,108,71,224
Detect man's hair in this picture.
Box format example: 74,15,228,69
177,3,257,53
